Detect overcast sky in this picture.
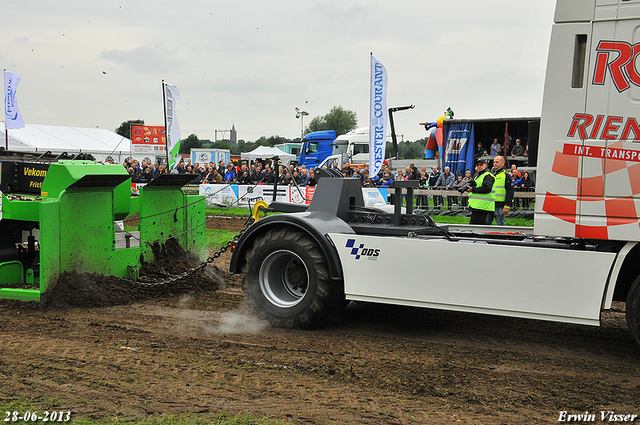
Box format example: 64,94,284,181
3,0,557,143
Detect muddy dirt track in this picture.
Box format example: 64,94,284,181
1,217,640,424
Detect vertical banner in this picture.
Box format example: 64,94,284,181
4,71,25,129
163,83,181,170
369,55,388,178
444,123,475,177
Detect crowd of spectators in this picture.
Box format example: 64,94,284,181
123,153,535,209
123,157,319,187
479,137,530,168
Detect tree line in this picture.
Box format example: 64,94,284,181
115,106,429,160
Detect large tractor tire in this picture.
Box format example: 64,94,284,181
241,227,342,329
626,275,640,347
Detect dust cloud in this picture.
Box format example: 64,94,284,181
173,294,269,335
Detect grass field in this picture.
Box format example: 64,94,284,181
205,206,535,227
204,206,534,252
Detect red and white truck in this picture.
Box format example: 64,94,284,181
230,0,640,347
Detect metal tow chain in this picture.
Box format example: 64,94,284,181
132,215,255,287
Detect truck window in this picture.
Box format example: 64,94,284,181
333,141,349,155
571,34,587,89
306,142,319,154
352,144,369,155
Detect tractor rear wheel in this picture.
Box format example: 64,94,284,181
241,227,340,329
626,275,640,347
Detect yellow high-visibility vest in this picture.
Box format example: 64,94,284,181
469,171,495,212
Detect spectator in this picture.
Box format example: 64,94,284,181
308,168,317,187
263,164,275,184
520,171,535,209
490,139,502,156
139,167,153,183
131,165,143,183
238,169,251,184
224,164,236,183
405,167,419,204
250,163,264,184
505,135,515,154
405,167,413,180
418,171,429,208
361,169,372,187
435,166,456,208
409,163,420,180
380,169,393,187
289,170,301,186
186,165,201,184
352,169,363,184
510,170,523,208
429,166,442,207
278,166,288,185
475,141,484,158
228,161,238,177
208,168,223,184
511,138,525,158
510,164,522,180
454,174,467,207
486,156,514,226
465,159,495,225
299,168,310,186
342,161,353,177
200,167,212,183
510,138,526,167
458,170,472,208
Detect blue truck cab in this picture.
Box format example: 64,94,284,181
298,130,336,168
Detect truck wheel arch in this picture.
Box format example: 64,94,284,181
229,212,353,283
611,241,640,303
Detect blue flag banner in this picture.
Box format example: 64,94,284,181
4,71,25,129
369,55,388,178
444,123,475,177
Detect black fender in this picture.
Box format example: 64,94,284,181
230,211,354,282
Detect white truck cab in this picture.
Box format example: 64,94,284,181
536,0,640,240
231,0,640,349
318,127,370,169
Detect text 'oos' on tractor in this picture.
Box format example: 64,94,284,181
231,0,640,348
0,151,205,302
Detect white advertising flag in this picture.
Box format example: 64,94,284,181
369,55,388,178
163,83,181,169
4,71,25,129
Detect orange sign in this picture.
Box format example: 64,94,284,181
131,125,166,154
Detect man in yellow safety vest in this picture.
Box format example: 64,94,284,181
464,159,495,225
486,155,514,226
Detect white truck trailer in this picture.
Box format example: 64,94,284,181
230,0,640,347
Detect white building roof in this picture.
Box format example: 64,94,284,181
0,122,131,160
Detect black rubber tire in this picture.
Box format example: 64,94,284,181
626,275,640,347
241,227,341,329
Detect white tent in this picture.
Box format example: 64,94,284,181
0,122,134,164
241,146,295,165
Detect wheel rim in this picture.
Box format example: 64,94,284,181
259,249,309,308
